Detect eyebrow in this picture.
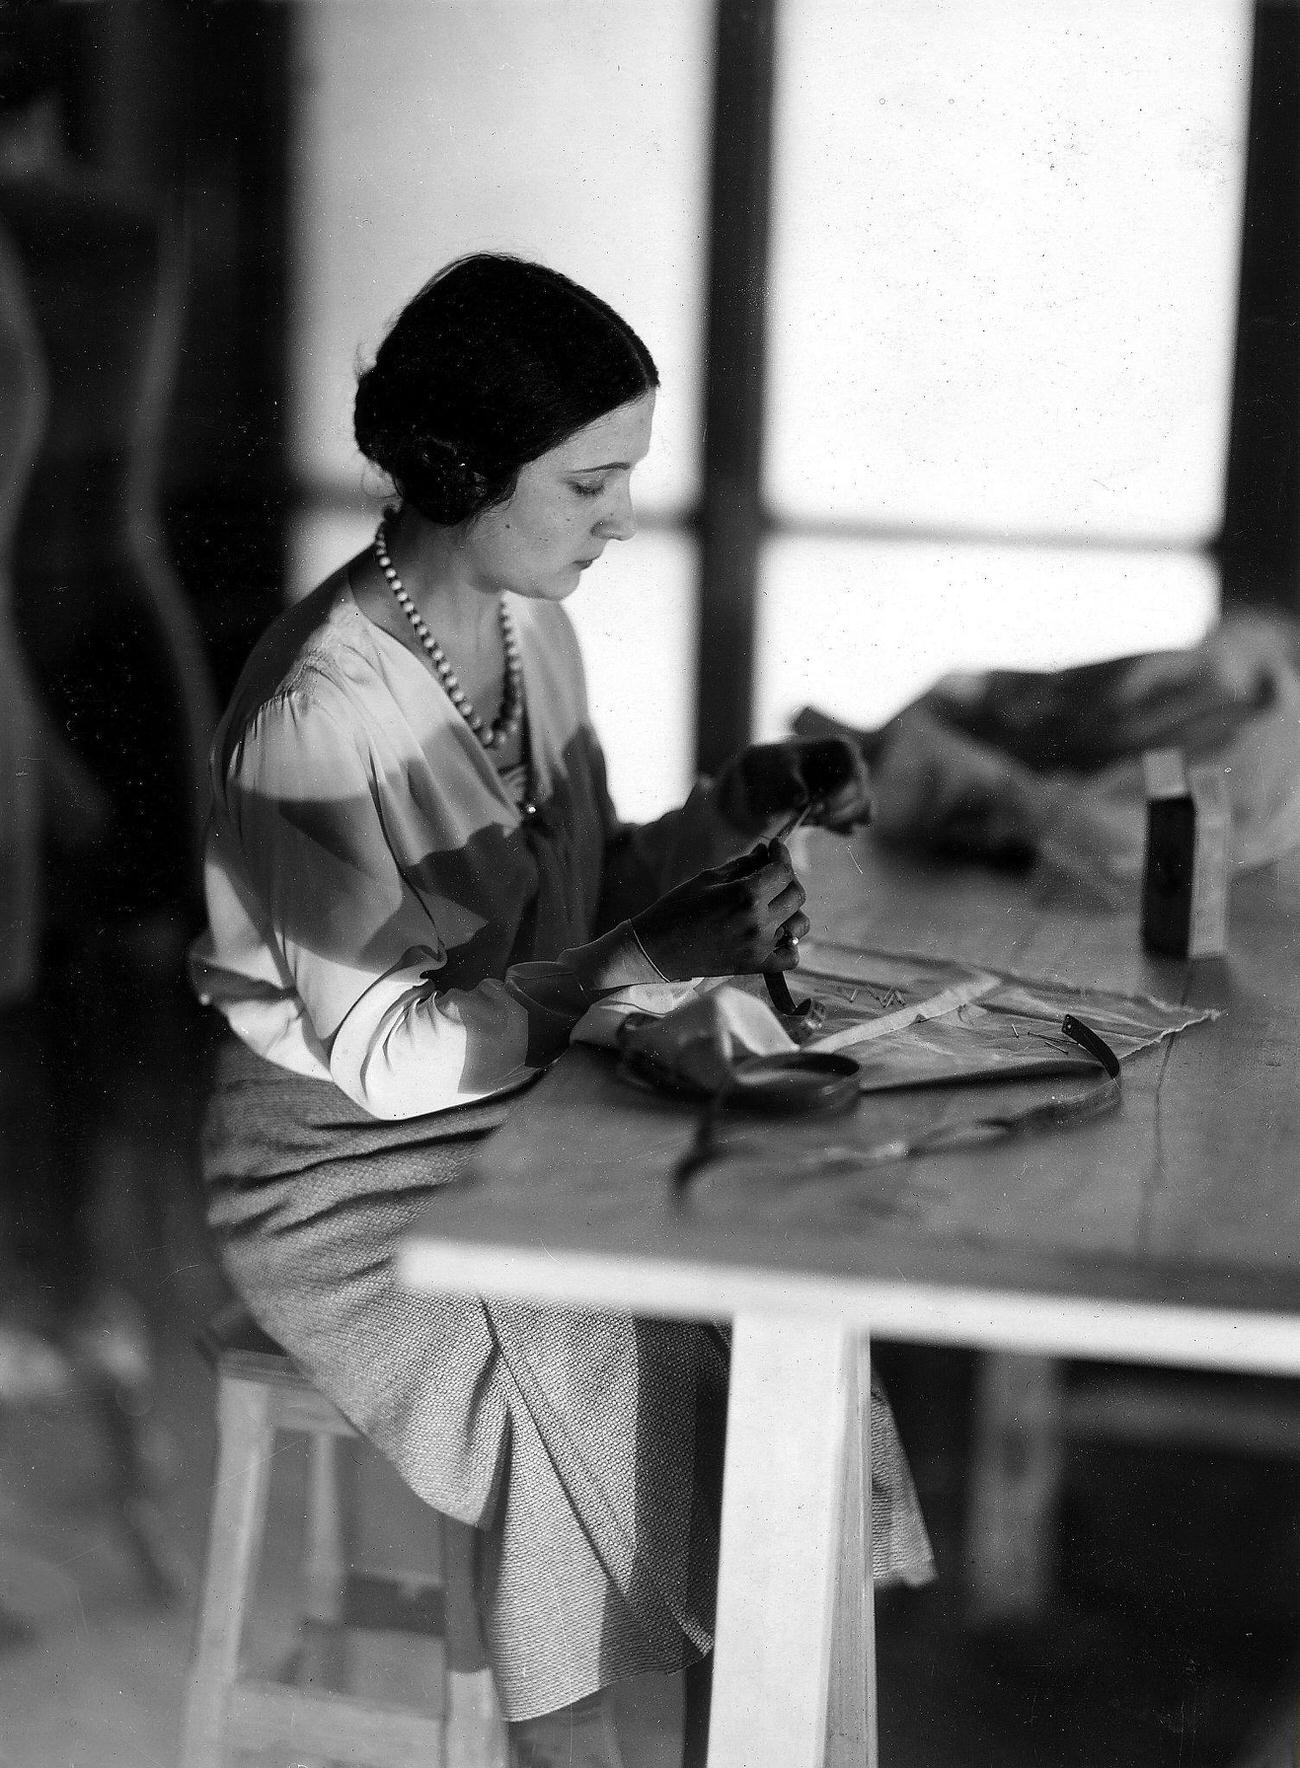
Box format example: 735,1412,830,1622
568,460,633,474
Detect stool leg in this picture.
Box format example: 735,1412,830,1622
442,1519,508,1768
297,1432,352,1689
179,1376,275,1768
293,1431,355,1768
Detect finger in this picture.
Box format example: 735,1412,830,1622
773,911,811,950
757,838,799,873
824,806,873,834
756,858,805,911
715,848,769,882
817,788,873,830
784,910,811,942
736,839,795,891
800,737,859,797
766,877,807,921
805,787,872,834
719,865,789,922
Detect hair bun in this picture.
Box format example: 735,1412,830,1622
354,363,483,524
405,436,486,526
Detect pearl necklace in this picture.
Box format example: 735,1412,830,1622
373,520,524,751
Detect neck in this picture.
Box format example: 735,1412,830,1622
382,504,500,654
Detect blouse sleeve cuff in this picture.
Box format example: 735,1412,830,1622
555,920,670,994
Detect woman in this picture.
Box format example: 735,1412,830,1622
191,254,930,1766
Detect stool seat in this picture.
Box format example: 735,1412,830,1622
197,1300,286,1368
181,1303,506,1768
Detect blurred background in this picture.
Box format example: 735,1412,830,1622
0,1,1298,1764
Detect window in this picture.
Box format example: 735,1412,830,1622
290,1,1255,796
756,0,1250,737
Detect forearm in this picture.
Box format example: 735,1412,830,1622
327,925,668,1119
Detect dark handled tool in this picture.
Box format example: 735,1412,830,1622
763,804,814,1018
764,967,811,1019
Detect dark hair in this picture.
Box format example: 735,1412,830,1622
354,253,659,526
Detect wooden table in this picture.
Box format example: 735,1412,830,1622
399,833,1300,1767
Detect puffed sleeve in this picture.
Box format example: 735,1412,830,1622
219,683,666,1119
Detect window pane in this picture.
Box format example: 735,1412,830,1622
766,0,1251,543
290,0,711,517
754,536,1218,738
565,531,699,820
289,2,707,817
288,507,374,607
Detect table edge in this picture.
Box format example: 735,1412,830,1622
397,1240,1300,1376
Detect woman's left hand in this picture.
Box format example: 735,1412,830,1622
718,737,873,836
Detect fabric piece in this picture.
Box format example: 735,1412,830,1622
572,981,797,1094
797,943,1213,1091
796,615,1300,882
867,1364,934,1584
1033,650,1300,885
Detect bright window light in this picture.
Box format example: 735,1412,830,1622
766,0,1251,544
564,530,700,821
290,0,711,520
754,535,1219,738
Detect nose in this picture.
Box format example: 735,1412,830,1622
596,482,637,543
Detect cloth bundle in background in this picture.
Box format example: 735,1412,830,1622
795,615,1300,896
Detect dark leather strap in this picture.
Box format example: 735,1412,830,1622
674,1014,1122,1191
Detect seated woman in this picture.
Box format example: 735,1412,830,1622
190,253,931,1767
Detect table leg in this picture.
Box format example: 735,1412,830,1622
828,1335,875,1768
707,1316,877,1768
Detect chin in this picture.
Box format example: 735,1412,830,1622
510,574,581,603
548,567,586,598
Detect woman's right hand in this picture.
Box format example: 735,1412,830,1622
630,841,809,981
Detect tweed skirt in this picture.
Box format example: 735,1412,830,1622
200,1037,932,1719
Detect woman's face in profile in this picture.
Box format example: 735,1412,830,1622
464,390,655,601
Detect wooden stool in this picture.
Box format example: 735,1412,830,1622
180,1305,506,1768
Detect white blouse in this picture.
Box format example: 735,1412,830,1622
190,573,752,1120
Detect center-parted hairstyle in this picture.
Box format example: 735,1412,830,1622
354,254,659,526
